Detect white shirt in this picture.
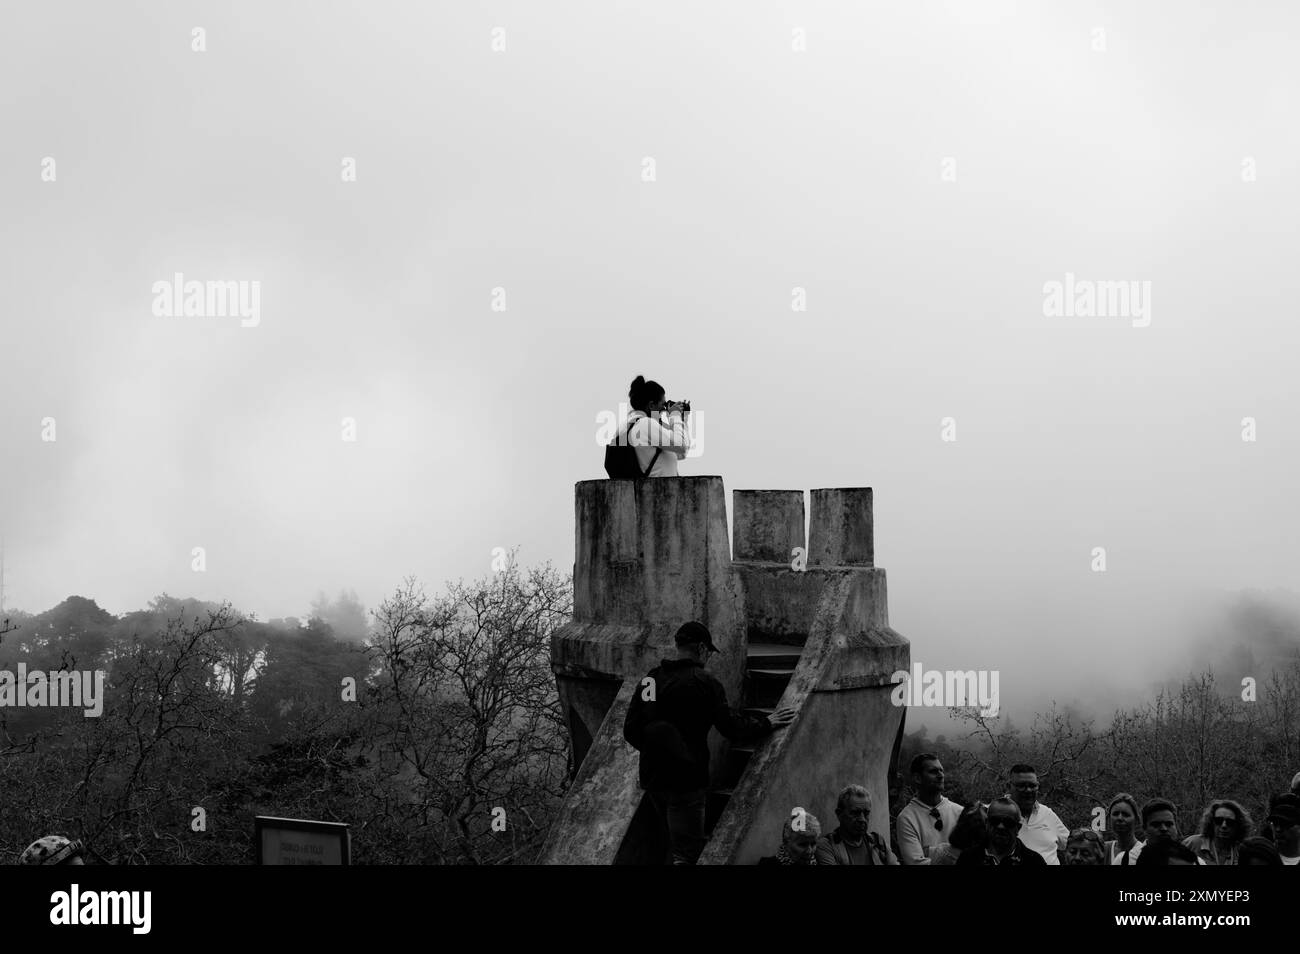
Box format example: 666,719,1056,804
1015,802,1069,865
1109,840,1144,865
627,410,690,477
896,796,965,865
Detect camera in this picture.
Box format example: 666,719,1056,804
663,399,691,413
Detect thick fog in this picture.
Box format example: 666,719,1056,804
2,1,1297,726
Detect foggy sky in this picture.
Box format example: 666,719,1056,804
2,1,1298,724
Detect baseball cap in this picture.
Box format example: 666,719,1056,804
1267,793,1300,828
673,621,718,653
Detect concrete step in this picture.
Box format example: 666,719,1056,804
746,643,803,669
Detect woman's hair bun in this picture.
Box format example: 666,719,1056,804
628,374,663,411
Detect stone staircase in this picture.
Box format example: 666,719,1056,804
706,640,804,835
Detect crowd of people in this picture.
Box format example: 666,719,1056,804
623,620,1300,866
784,754,1300,867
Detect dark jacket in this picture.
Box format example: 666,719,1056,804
955,839,1049,867
814,828,894,866
623,657,772,792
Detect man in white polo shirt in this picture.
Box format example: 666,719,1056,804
1006,764,1068,865
896,753,964,864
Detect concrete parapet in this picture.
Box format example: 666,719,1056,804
570,478,742,655
808,487,874,567
732,490,804,563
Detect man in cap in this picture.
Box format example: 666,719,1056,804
1266,793,1300,864
624,620,796,864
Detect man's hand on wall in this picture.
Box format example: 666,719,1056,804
767,706,797,729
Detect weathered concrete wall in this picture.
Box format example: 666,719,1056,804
556,673,620,770
540,477,748,864
707,684,903,864
556,477,745,692
537,681,644,864
733,565,824,644
733,490,804,564
699,566,908,864
809,488,874,567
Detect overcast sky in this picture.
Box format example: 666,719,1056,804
2,1,1297,722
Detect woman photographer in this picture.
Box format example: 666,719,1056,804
625,375,692,477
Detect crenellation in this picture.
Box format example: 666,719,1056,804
808,487,874,567
732,490,805,563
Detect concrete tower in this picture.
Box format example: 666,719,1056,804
539,476,909,864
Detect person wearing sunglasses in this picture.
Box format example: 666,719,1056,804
1006,764,1068,864
895,753,964,865
955,797,1048,867
1182,799,1252,865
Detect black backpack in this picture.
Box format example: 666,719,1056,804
604,418,661,479
622,670,696,788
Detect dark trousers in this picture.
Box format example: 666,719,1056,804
648,788,707,864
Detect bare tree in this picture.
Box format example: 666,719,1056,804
1,604,253,864
364,555,572,863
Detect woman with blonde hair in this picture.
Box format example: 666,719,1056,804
1104,793,1143,865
